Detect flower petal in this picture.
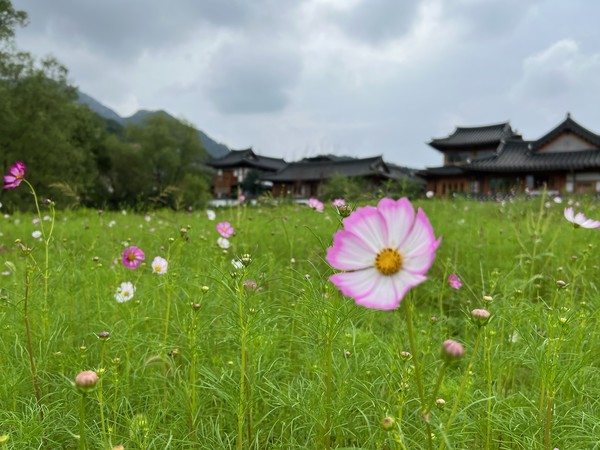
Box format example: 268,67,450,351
329,268,380,302
399,208,440,258
354,270,427,310
377,197,415,249
403,249,437,275
341,205,387,253
564,207,574,222
326,229,376,271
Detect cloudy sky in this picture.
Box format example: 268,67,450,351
11,0,600,168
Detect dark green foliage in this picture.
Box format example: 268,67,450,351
321,173,368,202
0,0,27,41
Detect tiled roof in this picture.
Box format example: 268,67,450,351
429,122,517,150
207,148,286,171
262,156,395,182
468,139,600,172
532,114,600,150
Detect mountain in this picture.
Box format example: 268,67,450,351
76,91,230,159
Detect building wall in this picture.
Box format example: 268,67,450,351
443,146,497,165
426,176,472,196
213,170,237,197
538,133,595,153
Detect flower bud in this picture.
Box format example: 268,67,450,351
471,308,491,327
337,205,352,218
555,280,567,288
483,295,493,303
399,351,412,360
97,331,111,340
380,416,395,431
435,398,446,409
241,254,253,267
75,370,99,392
442,339,465,361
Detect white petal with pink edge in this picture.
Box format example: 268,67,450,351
398,208,438,257
326,229,376,271
341,205,388,253
354,270,427,310
377,198,415,249
402,249,437,275
330,268,380,301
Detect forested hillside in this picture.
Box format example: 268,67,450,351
0,1,219,211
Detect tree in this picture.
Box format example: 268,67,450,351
102,113,212,209
321,173,366,202
0,53,108,209
0,0,27,41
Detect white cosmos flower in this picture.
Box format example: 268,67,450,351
231,259,244,270
217,237,230,249
206,209,216,221
564,207,600,228
151,256,168,275
32,230,42,239
115,281,135,303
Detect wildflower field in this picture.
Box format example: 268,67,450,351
1,189,600,449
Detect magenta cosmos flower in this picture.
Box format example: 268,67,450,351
564,207,600,228
326,197,440,310
122,246,145,269
3,161,26,189
216,221,234,238
448,274,462,289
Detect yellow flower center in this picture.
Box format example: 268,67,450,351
375,248,402,275
154,265,162,272
127,253,136,261
123,290,130,297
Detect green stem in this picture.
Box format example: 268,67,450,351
24,180,54,338
237,275,247,450
440,330,482,450
426,363,447,415
98,344,108,448
485,330,492,450
79,393,87,450
189,306,198,434
324,319,333,450
403,298,432,450
23,266,43,421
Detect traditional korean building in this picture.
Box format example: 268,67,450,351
422,114,600,196
262,155,421,198
206,148,286,197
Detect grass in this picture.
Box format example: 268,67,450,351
0,195,599,449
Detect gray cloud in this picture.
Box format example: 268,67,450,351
323,0,422,44
14,0,301,60
10,0,600,169
204,38,302,114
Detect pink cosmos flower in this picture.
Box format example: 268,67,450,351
308,197,324,212
448,274,462,289
564,207,600,228
326,197,440,310
3,161,26,189
217,221,234,238
332,198,346,207
122,246,145,269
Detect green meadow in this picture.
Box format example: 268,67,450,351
1,196,599,449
